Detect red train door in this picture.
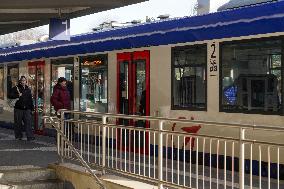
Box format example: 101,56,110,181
28,61,45,134
117,50,150,153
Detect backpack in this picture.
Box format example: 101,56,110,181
8,85,20,108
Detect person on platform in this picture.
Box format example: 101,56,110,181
51,77,73,140
10,76,35,141
51,77,71,114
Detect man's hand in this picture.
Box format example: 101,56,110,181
19,93,22,97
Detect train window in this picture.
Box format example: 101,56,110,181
7,64,19,99
51,58,74,114
220,39,282,114
0,66,4,99
172,45,207,110
79,54,108,113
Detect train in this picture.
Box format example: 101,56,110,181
0,0,283,180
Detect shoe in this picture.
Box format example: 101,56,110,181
27,137,35,141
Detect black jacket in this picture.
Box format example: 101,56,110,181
10,84,34,110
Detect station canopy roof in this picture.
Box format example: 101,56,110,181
0,0,148,35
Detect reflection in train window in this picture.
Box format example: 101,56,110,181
80,54,108,113
7,64,19,99
0,66,4,100
51,58,74,114
221,39,282,114
172,45,207,110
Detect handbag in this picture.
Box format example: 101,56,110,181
8,85,20,108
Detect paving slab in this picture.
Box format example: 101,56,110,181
0,127,60,169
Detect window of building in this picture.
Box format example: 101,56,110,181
51,58,74,114
0,66,4,100
221,39,282,114
80,54,108,113
172,45,207,110
7,64,19,98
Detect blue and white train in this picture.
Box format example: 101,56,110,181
0,0,283,179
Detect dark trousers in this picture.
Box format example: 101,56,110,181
14,109,34,139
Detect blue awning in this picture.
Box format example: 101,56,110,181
0,0,284,63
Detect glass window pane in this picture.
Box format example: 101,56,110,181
119,61,129,116
135,60,146,115
0,67,4,100
221,39,282,114
172,45,207,109
7,64,19,98
80,54,108,113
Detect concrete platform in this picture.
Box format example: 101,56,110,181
0,127,59,168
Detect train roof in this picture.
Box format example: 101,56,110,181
0,0,284,63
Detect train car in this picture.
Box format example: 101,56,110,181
0,0,283,180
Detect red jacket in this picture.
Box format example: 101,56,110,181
51,84,71,112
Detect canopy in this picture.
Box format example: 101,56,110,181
0,0,147,35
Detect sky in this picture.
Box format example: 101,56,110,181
69,0,229,35
31,0,230,36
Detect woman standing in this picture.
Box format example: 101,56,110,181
51,77,72,139
51,77,71,114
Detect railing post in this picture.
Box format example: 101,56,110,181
57,121,60,156
158,120,164,189
239,127,245,189
60,111,65,162
102,116,107,175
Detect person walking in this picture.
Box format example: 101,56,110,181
51,77,71,114
10,76,35,141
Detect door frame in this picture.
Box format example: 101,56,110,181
116,50,150,154
28,61,45,134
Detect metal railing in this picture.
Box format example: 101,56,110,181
44,110,284,189
43,116,106,189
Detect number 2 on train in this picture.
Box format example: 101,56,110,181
210,43,217,72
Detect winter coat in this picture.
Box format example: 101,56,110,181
51,84,71,112
10,84,34,110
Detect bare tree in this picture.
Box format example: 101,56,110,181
0,28,47,46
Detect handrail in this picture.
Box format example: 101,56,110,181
62,120,284,147
51,110,284,189
58,109,284,131
43,116,106,189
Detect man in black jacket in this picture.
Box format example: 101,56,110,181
10,76,35,141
